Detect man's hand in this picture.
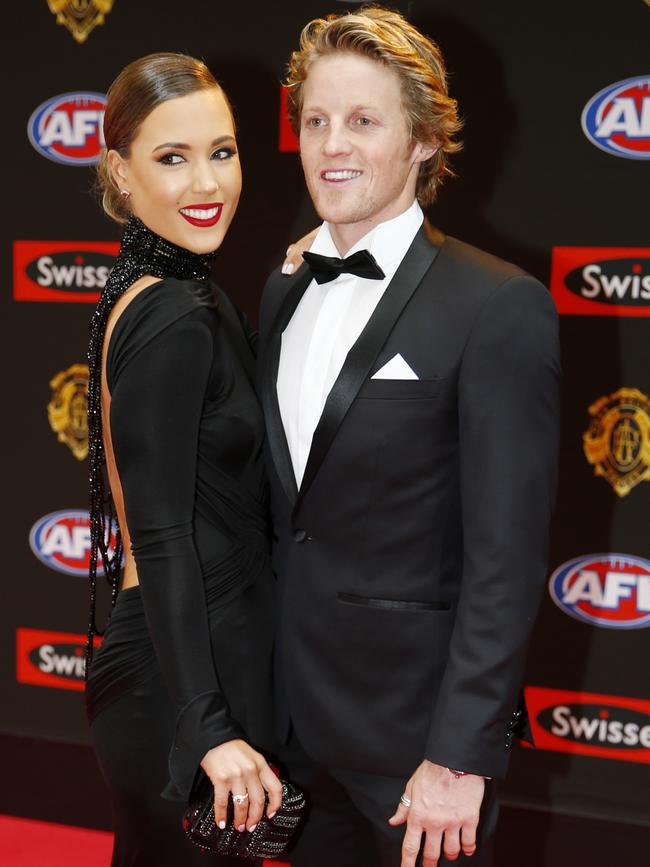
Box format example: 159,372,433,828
388,760,485,866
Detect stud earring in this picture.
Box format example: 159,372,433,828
120,190,131,199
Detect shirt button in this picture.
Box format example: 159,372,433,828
293,529,308,543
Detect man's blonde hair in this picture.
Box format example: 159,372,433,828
285,4,462,206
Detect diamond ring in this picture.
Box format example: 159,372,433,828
232,792,249,805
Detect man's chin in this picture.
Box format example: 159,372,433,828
306,188,361,223
312,203,369,228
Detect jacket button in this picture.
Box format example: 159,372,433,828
293,529,308,543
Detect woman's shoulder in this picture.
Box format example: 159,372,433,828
113,276,215,336
107,277,216,383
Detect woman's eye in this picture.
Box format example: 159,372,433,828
307,117,324,128
212,147,236,161
356,117,373,126
158,152,184,165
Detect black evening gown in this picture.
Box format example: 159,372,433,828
85,276,276,866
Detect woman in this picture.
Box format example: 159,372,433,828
85,52,288,866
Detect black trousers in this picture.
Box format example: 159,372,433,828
281,729,497,867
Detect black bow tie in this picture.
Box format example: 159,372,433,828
302,249,386,285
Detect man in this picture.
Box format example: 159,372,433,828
257,6,560,866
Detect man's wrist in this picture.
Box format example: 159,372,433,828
447,767,492,780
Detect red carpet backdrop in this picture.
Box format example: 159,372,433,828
3,0,649,831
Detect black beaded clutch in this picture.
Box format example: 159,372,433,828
183,774,306,860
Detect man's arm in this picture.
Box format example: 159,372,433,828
390,275,560,865
426,274,560,776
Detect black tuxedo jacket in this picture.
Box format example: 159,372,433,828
257,223,560,780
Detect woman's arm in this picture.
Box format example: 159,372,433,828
109,310,281,824
281,227,319,274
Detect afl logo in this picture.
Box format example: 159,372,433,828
29,510,119,576
27,92,106,165
581,77,650,159
549,554,650,629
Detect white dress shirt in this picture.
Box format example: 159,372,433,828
277,200,424,487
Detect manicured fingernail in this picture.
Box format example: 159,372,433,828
237,824,246,832
218,820,226,829
249,824,257,832
282,263,295,275
268,811,276,819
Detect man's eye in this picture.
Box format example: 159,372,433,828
307,117,324,128
357,117,372,126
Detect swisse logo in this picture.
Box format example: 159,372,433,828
30,252,111,288
549,554,650,629
28,92,106,165
31,642,85,680
29,510,118,576
13,241,118,302
16,628,99,691
581,76,650,159
526,687,650,765
569,259,650,305
541,705,650,749
550,247,650,317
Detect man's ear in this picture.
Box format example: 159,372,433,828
107,149,129,191
412,139,439,165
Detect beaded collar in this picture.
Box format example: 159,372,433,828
107,215,216,290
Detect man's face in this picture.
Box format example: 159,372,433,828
299,52,433,252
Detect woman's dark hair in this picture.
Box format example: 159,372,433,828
87,53,223,669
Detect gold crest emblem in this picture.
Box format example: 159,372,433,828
46,0,114,44
583,387,650,497
48,364,90,461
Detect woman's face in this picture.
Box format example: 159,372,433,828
109,87,241,254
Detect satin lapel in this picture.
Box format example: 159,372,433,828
294,223,444,516
260,265,313,507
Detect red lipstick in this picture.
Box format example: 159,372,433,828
179,203,223,228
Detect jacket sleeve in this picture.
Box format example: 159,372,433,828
424,276,560,779
109,312,245,801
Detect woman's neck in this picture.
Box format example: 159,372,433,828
116,216,215,283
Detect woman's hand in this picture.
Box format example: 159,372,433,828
200,739,283,832
282,227,319,274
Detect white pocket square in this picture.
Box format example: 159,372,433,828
371,353,419,380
